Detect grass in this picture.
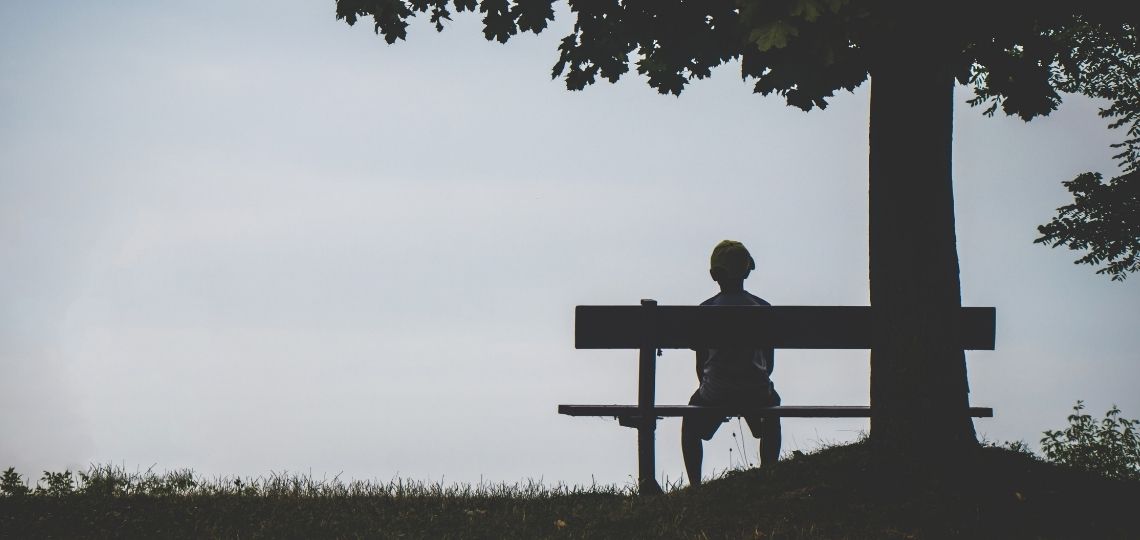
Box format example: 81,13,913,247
3,441,1139,538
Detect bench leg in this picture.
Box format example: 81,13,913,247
637,328,663,495
637,418,662,495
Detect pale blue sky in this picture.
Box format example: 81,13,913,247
2,1,1137,486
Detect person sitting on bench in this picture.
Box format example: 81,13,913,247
682,240,782,487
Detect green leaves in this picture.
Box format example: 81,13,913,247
961,17,1139,280
0,469,80,497
1,467,30,497
333,0,872,107
1055,19,1140,174
1041,401,1140,480
333,1,1138,152
336,0,414,43
335,0,554,43
479,0,514,42
788,0,827,22
739,0,848,52
749,20,799,52
514,0,556,34
1035,171,1140,281
38,470,76,496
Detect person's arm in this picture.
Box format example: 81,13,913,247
695,349,709,383
749,294,775,376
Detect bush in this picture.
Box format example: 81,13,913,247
36,470,76,496
1,467,30,496
1041,401,1140,481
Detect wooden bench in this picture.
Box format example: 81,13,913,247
559,299,996,494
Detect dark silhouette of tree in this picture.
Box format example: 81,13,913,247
334,1,1138,458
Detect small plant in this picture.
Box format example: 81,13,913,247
1041,401,1140,481
981,437,1037,457
1,467,31,496
37,470,76,496
728,422,755,471
1001,440,1035,456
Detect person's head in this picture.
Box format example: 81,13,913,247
709,240,754,288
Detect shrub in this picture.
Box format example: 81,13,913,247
1,467,30,496
1041,401,1140,481
36,470,76,496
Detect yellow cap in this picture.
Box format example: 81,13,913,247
710,240,755,278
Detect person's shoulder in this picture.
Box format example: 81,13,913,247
702,291,770,306
745,291,771,306
700,293,721,306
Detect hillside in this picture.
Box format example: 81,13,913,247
2,441,1138,538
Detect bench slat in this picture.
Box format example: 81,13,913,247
575,305,996,350
558,404,994,418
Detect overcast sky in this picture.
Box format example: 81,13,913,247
2,1,1138,487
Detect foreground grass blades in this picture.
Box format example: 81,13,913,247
3,440,1139,539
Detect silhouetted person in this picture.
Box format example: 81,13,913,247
683,240,782,487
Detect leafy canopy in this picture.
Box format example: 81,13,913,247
336,1,1128,113
336,1,1140,279
1027,20,1140,280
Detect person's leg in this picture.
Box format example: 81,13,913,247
681,418,704,487
759,416,781,468
759,389,782,467
683,389,721,487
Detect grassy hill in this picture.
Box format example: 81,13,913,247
3,441,1138,538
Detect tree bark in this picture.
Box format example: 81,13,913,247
867,42,978,458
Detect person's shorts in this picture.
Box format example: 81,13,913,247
684,387,781,441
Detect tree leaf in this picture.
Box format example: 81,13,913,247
749,20,799,51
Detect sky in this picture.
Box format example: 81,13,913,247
2,1,1137,488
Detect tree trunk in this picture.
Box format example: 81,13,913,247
867,42,978,458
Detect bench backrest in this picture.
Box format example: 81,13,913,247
575,305,996,350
